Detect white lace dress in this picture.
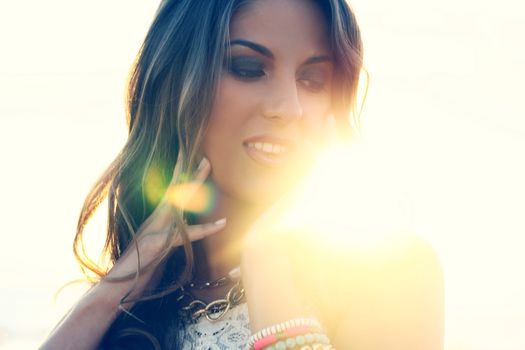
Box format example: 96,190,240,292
180,302,251,349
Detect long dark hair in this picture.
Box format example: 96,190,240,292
73,0,364,348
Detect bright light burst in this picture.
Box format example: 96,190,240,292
167,181,216,214
144,165,216,215
280,141,411,250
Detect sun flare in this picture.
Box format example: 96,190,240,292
280,141,411,250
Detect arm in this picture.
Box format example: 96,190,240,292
240,189,444,348
39,228,171,350
241,234,444,349
39,281,125,350
241,239,316,332
331,234,445,350
40,226,223,350
40,158,224,349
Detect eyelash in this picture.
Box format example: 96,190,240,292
226,56,327,92
227,57,265,80
230,66,265,79
299,78,325,92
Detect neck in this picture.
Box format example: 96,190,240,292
192,190,263,282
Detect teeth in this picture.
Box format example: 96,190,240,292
247,142,288,154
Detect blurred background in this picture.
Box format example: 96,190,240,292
0,0,523,349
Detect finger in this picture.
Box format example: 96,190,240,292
141,156,212,238
170,150,185,186
166,157,211,211
193,157,211,183
170,155,210,186
173,218,227,245
156,156,210,214
139,200,173,234
110,218,226,282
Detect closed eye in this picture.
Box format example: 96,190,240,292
298,67,329,92
226,56,266,80
299,79,325,91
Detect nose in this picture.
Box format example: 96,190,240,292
262,76,303,124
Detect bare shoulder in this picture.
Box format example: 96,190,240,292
304,233,444,350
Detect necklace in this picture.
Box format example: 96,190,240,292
185,265,241,290
177,266,244,322
186,276,229,290
180,281,245,322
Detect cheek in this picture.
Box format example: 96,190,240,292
300,93,333,141
201,76,333,203
201,77,257,198
205,78,249,141
207,77,259,126
203,79,240,161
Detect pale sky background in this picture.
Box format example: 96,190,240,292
0,1,524,349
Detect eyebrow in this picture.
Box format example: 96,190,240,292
303,55,332,65
228,39,332,65
229,39,274,59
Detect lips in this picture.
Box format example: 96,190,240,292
242,135,297,167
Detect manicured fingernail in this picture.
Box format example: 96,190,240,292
197,157,210,171
214,218,227,225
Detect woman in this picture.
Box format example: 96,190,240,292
40,0,444,349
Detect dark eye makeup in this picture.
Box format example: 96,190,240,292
226,56,266,80
298,67,328,92
225,55,330,91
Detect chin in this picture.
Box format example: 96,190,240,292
208,148,316,209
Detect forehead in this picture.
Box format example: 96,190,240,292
230,0,331,56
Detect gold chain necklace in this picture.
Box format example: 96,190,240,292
176,266,244,322
180,281,245,322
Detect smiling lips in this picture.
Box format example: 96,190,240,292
243,136,296,167
246,141,288,154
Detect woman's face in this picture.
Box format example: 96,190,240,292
202,0,334,205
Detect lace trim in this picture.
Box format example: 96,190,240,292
180,302,250,350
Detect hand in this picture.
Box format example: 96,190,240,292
97,157,227,306
40,158,226,350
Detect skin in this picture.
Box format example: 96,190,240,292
202,0,333,205
194,0,334,296
40,0,444,349
39,159,226,350
194,0,444,349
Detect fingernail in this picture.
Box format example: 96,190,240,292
197,157,210,171
214,218,227,225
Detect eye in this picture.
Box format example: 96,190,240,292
298,67,328,92
299,79,325,92
226,56,266,80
